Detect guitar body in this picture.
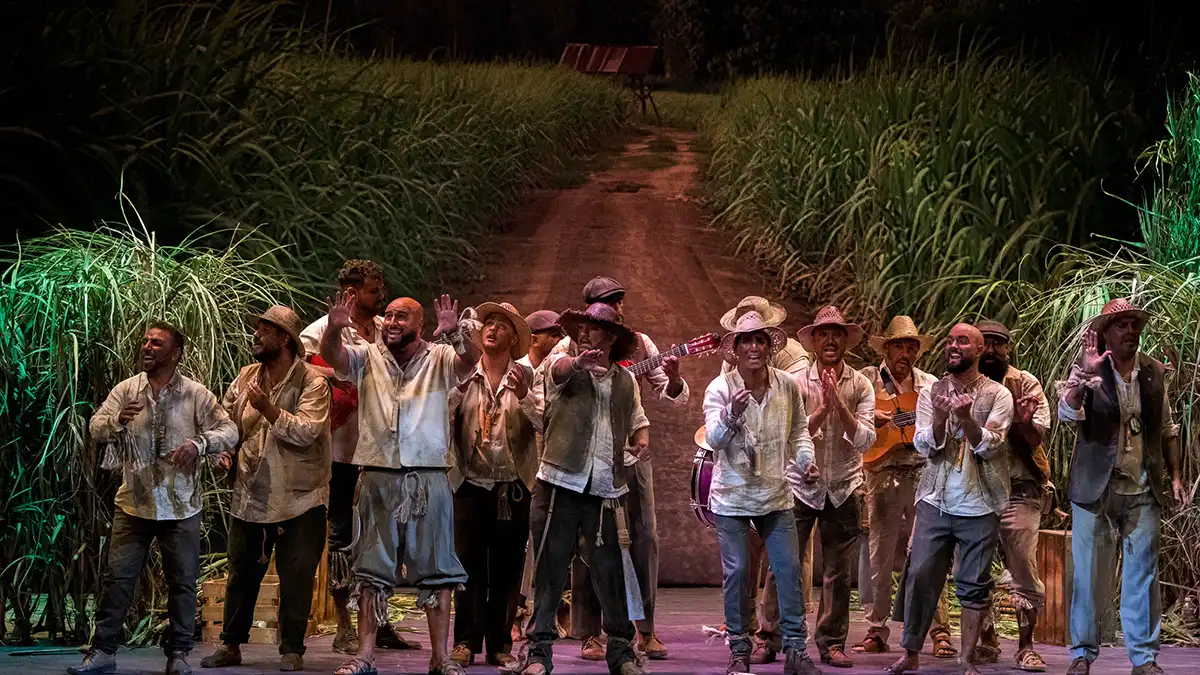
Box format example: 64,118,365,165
863,391,920,465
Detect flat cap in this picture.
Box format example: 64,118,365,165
525,310,562,333
976,320,1011,342
582,276,625,304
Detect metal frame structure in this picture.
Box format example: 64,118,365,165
559,43,660,124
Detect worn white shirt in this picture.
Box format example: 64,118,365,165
224,361,332,523
914,375,1014,516
517,353,550,424
448,358,539,490
859,363,937,470
790,362,876,509
535,353,650,498
90,372,238,521
336,341,461,469
554,332,687,466
300,314,385,465
703,367,815,517
1057,355,1179,495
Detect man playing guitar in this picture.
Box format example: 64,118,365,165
853,316,956,658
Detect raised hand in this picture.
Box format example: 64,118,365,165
118,401,144,425
1081,329,1110,375
949,391,975,422
574,349,608,374
245,381,271,414
432,294,459,337
326,291,355,331
1014,394,1039,426
508,365,529,399
731,388,752,417
932,392,953,426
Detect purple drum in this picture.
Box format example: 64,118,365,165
689,446,717,528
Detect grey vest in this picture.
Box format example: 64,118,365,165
541,366,637,489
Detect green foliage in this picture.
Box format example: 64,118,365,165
1136,73,1200,268
0,221,292,643
704,48,1140,338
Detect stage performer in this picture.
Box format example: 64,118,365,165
321,292,480,675
1058,299,1187,675
703,309,820,675
69,322,238,675
888,323,1013,675
201,305,331,672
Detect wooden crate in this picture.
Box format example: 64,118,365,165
1035,529,1071,645
201,574,281,644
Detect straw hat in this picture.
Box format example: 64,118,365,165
475,302,532,360
719,310,788,364
720,296,787,332
1089,297,1150,334
559,303,639,362
695,425,713,452
797,305,863,352
252,305,306,359
582,276,626,304
868,315,934,358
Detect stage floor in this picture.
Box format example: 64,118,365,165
5,588,1196,674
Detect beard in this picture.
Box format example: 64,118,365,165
978,353,1009,382
253,344,280,363
387,330,418,350
946,353,976,374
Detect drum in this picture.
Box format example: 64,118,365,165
690,426,717,528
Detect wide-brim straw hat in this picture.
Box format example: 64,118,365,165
695,425,713,452
559,303,639,363
1089,297,1150,334
719,310,788,364
868,315,934,358
797,305,864,352
720,296,787,332
475,302,532,361
251,305,306,359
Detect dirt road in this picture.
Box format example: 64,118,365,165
454,129,813,585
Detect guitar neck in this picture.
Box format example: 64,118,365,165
627,344,687,376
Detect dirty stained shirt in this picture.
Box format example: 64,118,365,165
90,372,238,521
448,357,539,490
300,314,385,465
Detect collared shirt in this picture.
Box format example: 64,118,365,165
300,314,385,465
448,357,539,490
90,372,238,521
536,353,650,498
703,367,815,517
224,360,332,524
336,341,461,469
790,362,876,509
1057,355,1179,495
914,374,1014,516
859,363,937,470
1001,366,1052,482
554,332,688,466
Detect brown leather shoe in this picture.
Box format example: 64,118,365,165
449,644,473,667
638,632,668,660
726,654,751,674
1131,663,1165,675
580,636,605,661
1067,658,1091,675
821,646,854,668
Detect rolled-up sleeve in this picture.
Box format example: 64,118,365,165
639,333,690,406
703,377,740,451
913,385,945,458
194,388,239,456
789,384,815,472
90,381,132,444
334,343,370,381
629,375,650,433
269,375,331,449
973,386,1013,460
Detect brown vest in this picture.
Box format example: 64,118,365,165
541,366,637,489
1001,367,1052,487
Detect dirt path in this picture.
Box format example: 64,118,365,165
454,129,813,585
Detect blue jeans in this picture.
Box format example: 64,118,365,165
1070,490,1161,666
715,510,808,656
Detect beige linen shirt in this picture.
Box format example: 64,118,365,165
300,314,384,465
448,358,540,490
704,367,815,517
1002,367,1052,482
90,372,238,521
224,360,332,523
790,362,877,509
336,341,461,469
859,364,937,470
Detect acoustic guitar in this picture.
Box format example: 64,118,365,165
863,391,919,465
617,332,722,373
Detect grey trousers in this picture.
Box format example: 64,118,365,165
571,460,658,635
900,500,1000,652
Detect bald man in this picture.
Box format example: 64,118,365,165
888,324,1014,675
321,293,481,675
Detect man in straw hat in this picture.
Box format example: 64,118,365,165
791,306,876,669
702,309,820,675
70,322,238,675
888,323,1014,675
517,302,652,675
717,296,815,665
852,316,956,659
569,277,685,661
971,319,1054,672
447,302,539,669
202,306,332,672
321,292,480,675
1057,298,1187,675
